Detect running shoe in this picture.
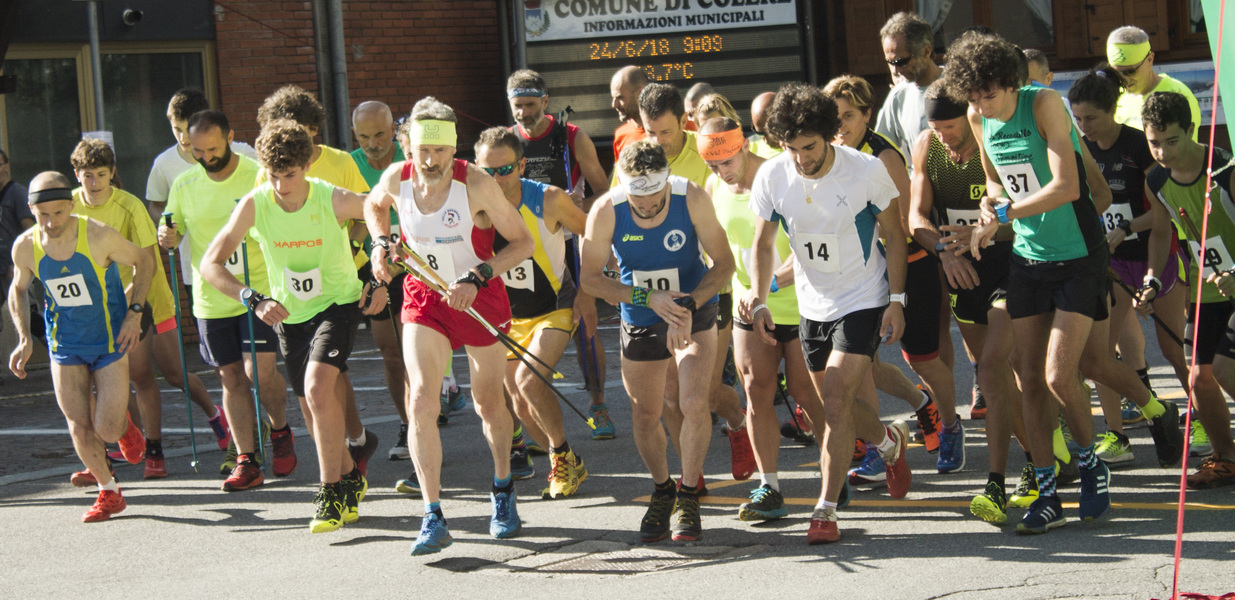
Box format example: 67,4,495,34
1186,455,1235,489
781,413,815,446
848,444,887,485
1057,457,1079,486
207,405,231,450
442,385,466,414
437,410,449,427
590,403,616,440
1016,494,1066,535
914,387,941,453
117,413,146,464
511,445,535,480
1189,414,1213,457
341,471,368,525
639,489,677,543
728,425,756,480
773,372,789,405
1121,398,1145,426
143,446,167,480
526,439,548,456
852,439,867,463
738,484,788,521
220,438,237,476
838,477,851,509
882,420,912,499
970,480,1008,525
1147,400,1184,468
271,427,297,477
937,421,965,474
1009,463,1038,509
411,512,453,555
807,506,839,544
395,471,421,496
82,489,126,523
309,485,345,533
490,490,521,538
389,422,410,460
1078,460,1111,522
222,455,264,491
546,450,588,499
71,467,112,488
1095,431,1135,464
671,492,702,541
348,429,380,477
970,381,986,420
1058,416,1078,458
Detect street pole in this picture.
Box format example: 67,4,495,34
87,0,105,129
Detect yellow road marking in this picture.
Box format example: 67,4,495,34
633,494,1235,511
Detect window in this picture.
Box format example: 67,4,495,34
919,0,1055,51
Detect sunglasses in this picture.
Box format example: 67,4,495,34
886,55,914,68
481,162,518,177
1115,57,1148,76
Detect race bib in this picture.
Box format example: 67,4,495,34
1189,236,1234,272
284,267,322,302
946,208,981,227
632,267,681,292
1101,204,1138,241
46,273,94,307
224,249,245,276
793,232,840,274
503,259,535,291
410,242,457,284
997,162,1042,203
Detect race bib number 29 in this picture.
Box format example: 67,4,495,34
1190,236,1234,272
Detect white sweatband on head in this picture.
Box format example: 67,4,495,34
618,169,670,196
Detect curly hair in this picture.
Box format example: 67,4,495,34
167,88,209,122
1141,91,1193,133
70,138,115,171
617,139,668,177
257,85,326,132
822,75,875,114
942,32,1023,102
256,119,314,173
1067,69,1122,113
475,126,524,161
765,83,839,145
639,83,685,121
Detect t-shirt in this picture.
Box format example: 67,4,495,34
0,180,34,278
749,146,898,322
258,144,370,193
350,145,405,190
1115,73,1202,141
1084,124,1156,262
666,131,711,189
709,172,798,325
71,186,176,324
747,134,783,159
613,120,646,163
875,79,930,169
166,154,270,319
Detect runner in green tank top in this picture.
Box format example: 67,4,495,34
202,120,388,534
1139,92,1235,489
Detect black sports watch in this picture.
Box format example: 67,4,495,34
475,262,494,282
1117,219,1133,236
674,296,698,314
128,303,144,314
374,235,391,251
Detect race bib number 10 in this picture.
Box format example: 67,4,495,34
632,267,681,292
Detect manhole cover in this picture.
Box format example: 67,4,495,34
535,547,720,574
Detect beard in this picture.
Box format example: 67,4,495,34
198,145,234,174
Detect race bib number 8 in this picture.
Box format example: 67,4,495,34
284,267,322,302
1101,205,1138,241
504,259,535,291
46,273,94,307
411,243,457,284
998,162,1042,203
1189,236,1234,272
632,267,681,292
794,232,840,274
946,208,981,227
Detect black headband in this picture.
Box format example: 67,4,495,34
924,94,968,122
29,188,73,205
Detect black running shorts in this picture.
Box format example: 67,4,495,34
620,302,719,362
276,303,361,397
799,305,885,371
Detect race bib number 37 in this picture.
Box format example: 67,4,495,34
997,162,1042,203
46,273,94,307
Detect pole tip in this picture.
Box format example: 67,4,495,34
586,418,596,430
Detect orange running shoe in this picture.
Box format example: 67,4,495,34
914,387,941,454
117,413,146,464
807,507,840,544
82,489,126,522
1186,456,1235,489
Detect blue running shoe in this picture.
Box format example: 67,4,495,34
848,444,886,485
490,490,521,538
738,484,788,521
510,446,535,480
1016,495,1066,535
590,403,616,440
443,386,467,414
937,421,966,474
411,512,453,555
1078,460,1111,522
838,477,851,509
1121,398,1145,426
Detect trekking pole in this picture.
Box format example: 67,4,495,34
1178,207,1235,306
161,214,200,472
558,105,604,394
236,214,267,468
1105,267,1186,348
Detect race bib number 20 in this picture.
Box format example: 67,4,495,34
46,273,94,307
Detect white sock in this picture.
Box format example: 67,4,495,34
760,472,780,491
814,499,837,512
913,389,929,411
349,430,366,448
442,375,457,394
99,478,118,492
875,426,896,454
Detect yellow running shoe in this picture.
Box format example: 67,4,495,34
544,450,588,499
310,484,345,533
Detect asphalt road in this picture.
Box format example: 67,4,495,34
0,315,1231,599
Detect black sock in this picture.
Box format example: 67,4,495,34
492,479,514,494
344,466,361,481
240,452,256,462
988,472,1005,490
552,441,571,455
679,484,699,496
146,438,162,452
1136,368,1152,391
653,478,676,495
1024,450,1033,463
273,424,291,433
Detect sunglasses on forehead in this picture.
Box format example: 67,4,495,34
482,162,517,177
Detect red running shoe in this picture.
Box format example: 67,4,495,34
82,489,126,522
222,456,264,491
883,420,913,499
347,429,380,477
807,507,839,544
271,427,297,477
728,426,756,480
852,439,867,463
117,413,146,464
914,386,941,454
143,455,167,480
207,405,231,451
70,468,112,487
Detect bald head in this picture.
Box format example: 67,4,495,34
352,100,393,125
751,92,776,135
30,171,73,195
352,100,397,165
611,66,651,125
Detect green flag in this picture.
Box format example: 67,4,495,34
1205,1,1234,145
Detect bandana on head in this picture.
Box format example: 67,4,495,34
696,128,745,161
409,119,457,148
618,169,670,196
924,93,967,122
29,188,73,205
507,88,546,99
1107,40,1151,67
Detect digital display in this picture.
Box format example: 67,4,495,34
527,25,806,148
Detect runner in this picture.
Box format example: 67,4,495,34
1107,26,1202,140
747,83,913,544
610,66,649,163
475,126,593,498
579,139,735,542
748,92,782,159
202,118,384,532
365,97,534,554
159,110,296,489
9,171,152,521
1140,91,1235,488
637,83,711,188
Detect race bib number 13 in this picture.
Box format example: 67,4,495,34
504,259,535,291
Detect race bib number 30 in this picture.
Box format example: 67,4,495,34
632,267,681,292
1101,204,1138,241
794,232,840,274
1190,236,1234,272
46,273,94,307
997,162,1042,203
504,259,535,291
284,267,322,302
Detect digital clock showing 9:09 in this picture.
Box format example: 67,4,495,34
589,34,723,59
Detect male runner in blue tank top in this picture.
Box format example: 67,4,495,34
9,172,154,522
579,139,735,543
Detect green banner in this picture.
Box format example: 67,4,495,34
1205,1,1234,145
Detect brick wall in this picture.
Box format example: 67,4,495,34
214,0,508,148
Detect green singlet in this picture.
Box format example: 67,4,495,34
1147,146,1235,304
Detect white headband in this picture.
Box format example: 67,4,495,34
618,169,670,196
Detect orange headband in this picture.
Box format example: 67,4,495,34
696,128,745,161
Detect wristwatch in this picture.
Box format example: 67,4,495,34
239,287,266,311
1118,220,1133,235
995,202,1011,224
674,296,698,313
374,235,391,251
128,303,144,314
889,293,907,306
475,262,494,282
